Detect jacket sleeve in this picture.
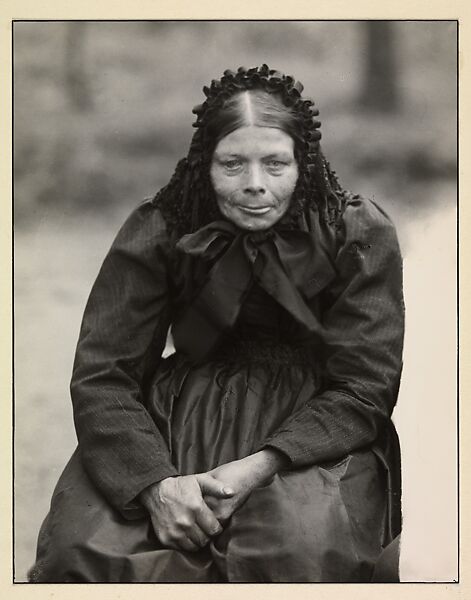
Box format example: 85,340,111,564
262,197,405,466
70,200,179,518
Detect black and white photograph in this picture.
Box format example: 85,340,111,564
12,20,458,584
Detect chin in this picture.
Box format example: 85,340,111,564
229,216,274,231
240,220,273,231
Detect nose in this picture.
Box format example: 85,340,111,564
244,163,266,195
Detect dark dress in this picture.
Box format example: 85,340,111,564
30,195,404,583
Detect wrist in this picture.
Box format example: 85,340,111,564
248,448,289,482
139,477,170,507
260,448,289,471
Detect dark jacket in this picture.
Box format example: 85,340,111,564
70,195,405,537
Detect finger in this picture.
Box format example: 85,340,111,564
174,535,200,553
196,473,235,498
158,529,200,552
203,494,218,511
186,523,210,548
195,500,224,536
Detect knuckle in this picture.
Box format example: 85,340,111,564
175,517,192,529
167,527,182,541
177,537,192,549
172,532,185,543
189,498,202,511
158,532,169,546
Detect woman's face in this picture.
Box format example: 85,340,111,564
210,126,298,231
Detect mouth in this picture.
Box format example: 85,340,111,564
237,205,272,215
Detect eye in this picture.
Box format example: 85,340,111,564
265,159,287,171
222,159,242,170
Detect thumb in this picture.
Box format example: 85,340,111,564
196,473,235,498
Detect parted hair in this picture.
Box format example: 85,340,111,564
153,65,348,236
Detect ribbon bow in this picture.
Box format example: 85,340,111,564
172,220,336,362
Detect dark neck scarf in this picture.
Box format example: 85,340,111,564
172,220,336,362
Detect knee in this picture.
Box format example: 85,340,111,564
29,497,95,582
29,546,83,583
371,535,401,582
28,515,86,583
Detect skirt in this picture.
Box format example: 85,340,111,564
30,350,390,583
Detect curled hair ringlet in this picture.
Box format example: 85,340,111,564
153,65,348,236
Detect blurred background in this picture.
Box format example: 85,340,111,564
13,21,457,582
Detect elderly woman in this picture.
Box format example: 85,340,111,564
30,65,404,583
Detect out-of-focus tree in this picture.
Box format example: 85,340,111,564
64,22,92,112
56,22,111,208
359,21,399,112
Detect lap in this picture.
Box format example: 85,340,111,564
30,448,387,582
220,449,387,582
30,449,219,583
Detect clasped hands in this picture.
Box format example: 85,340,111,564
139,448,287,552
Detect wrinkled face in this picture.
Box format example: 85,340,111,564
210,126,299,231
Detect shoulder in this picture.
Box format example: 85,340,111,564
116,198,169,237
341,193,397,241
111,198,173,253
338,193,401,258
323,193,403,281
